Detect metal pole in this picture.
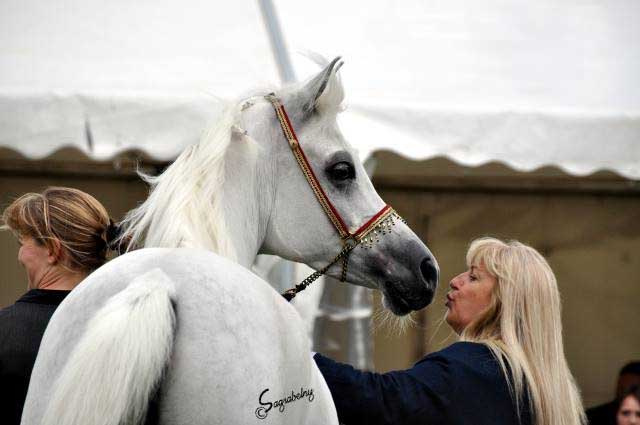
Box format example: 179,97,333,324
257,1,373,369
257,0,297,83
257,0,297,301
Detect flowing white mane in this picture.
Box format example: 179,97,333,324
119,61,346,262
119,102,241,260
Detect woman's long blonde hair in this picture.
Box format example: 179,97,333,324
461,237,585,425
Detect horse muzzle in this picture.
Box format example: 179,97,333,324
360,238,439,316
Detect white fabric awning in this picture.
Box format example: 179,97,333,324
1,0,639,177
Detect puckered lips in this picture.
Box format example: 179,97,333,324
445,292,454,308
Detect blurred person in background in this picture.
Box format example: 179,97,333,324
616,386,640,425
588,363,640,425
314,237,585,425
0,187,118,425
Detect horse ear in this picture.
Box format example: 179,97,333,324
302,56,344,115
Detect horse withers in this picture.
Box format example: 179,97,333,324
21,58,439,425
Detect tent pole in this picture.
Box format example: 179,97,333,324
257,0,296,84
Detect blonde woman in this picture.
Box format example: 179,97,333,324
314,237,585,425
0,187,118,425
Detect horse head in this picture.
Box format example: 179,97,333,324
121,56,438,315
243,58,439,315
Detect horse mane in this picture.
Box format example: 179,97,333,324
118,63,346,261
119,102,241,260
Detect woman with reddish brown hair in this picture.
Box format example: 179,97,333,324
0,187,118,425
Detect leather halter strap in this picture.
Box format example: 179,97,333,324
266,93,350,238
265,94,398,301
265,93,393,242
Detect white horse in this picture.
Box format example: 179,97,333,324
21,58,439,425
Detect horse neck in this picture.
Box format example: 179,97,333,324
215,131,272,269
143,135,267,269
129,106,270,269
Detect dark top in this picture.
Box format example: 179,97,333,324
0,289,70,425
314,341,532,425
586,400,617,425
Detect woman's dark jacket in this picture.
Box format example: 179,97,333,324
0,289,70,425
314,341,531,425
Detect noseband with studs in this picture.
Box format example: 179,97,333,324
265,94,405,301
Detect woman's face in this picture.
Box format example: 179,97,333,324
445,262,497,334
18,236,54,289
618,395,640,425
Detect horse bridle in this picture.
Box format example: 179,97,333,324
265,94,405,301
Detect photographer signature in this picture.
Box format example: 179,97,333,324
255,387,315,419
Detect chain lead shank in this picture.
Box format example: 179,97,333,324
281,243,356,301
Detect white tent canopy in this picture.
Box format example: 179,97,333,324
1,0,639,177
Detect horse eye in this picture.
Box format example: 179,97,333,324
327,162,355,181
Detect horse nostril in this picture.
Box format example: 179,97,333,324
420,256,439,287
